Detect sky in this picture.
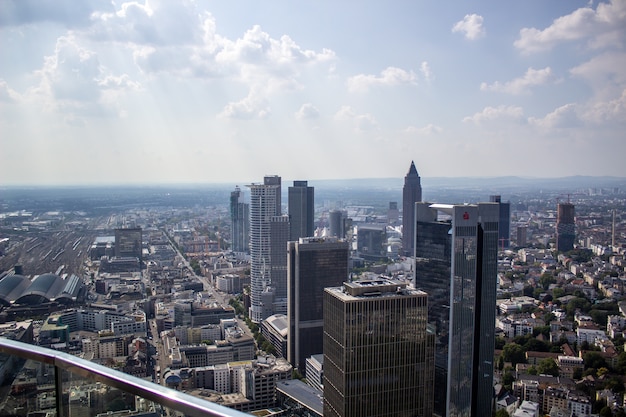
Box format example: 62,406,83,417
1,0,625,186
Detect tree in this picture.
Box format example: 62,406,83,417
536,358,559,376
502,343,526,367
495,409,510,417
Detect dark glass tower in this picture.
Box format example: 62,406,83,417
288,180,315,241
414,202,499,417
402,161,422,256
489,195,511,249
556,202,575,252
230,186,249,253
114,227,142,261
287,237,348,375
323,279,435,417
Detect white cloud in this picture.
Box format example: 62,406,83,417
481,67,554,95
219,89,270,120
347,67,417,92
582,89,626,123
0,80,20,102
420,62,433,83
463,105,524,125
514,0,626,53
528,103,581,129
334,105,378,132
569,52,626,91
452,14,485,40
404,124,442,135
295,103,320,120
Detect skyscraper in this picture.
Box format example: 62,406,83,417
270,214,290,315
414,202,499,417
402,160,422,256
489,195,511,248
287,237,348,375
323,278,435,417
556,202,575,252
288,180,315,241
247,175,282,323
230,186,249,253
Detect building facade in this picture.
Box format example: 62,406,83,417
402,160,422,256
230,186,249,253
413,202,499,417
287,237,349,375
490,195,511,248
288,180,315,241
247,176,282,323
323,279,435,417
114,227,142,261
556,202,576,252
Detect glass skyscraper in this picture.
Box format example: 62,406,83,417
287,237,348,375
288,180,315,241
323,278,435,417
414,202,499,417
230,186,249,253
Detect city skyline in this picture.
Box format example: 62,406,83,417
2,1,625,186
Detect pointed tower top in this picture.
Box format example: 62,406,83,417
407,160,419,177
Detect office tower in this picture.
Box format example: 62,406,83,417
402,160,422,256
288,180,315,241
517,225,528,247
270,215,290,315
323,279,435,417
329,209,347,238
489,195,511,249
230,186,249,253
356,224,386,261
114,227,142,261
556,202,575,252
388,201,399,224
247,175,282,323
414,202,499,417
287,237,348,375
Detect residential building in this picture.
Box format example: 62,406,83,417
247,175,281,323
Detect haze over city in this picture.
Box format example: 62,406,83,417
1,0,625,186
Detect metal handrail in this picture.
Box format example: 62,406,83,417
0,337,250,417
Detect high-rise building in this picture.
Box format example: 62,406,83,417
489,195,511,249
323,278,435,417
230,186,249,253
356,224,386,261
402,160,422,256
270,215,290,315
517,225,528,247
414,202,499,417
556,203,575,252
287,237,348,375
247,175,282,323
114,227,142,261
288,180,315,241
328,209,348,239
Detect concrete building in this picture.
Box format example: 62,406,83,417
247,175,281,323
323,279,434,417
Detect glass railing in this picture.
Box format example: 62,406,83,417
0,337,250,417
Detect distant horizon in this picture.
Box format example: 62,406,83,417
2,174,625,189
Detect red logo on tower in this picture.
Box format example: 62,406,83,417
463,212,470,220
